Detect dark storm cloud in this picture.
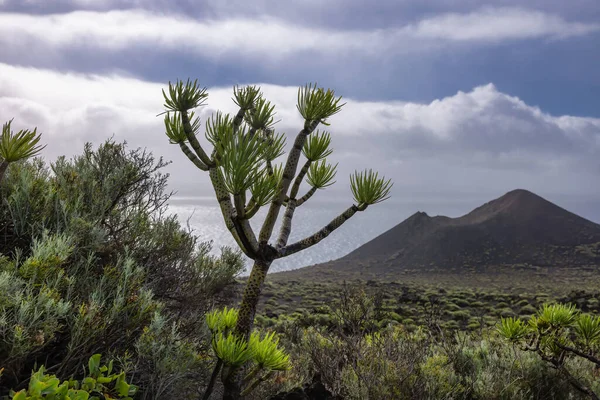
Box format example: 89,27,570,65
0,1,599,207
2,0,599,28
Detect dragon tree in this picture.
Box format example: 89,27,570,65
161,80,392,398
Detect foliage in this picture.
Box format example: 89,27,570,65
262,285,597,400
0,138,244,399
0,120,45,175
162,79,392,398
201,307,290,398
350,169,393,206
499,303,600,399
10,354,136,400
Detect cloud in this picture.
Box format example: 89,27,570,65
0,7,596,68
1,63,599,202
406,7,599,41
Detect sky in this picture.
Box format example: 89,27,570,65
1,0,599,225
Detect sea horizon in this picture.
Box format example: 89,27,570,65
168,192,600,275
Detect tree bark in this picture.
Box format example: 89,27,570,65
222,259,272,399
0,161,8,184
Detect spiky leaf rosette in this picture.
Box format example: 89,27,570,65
498,317,530,342
248,331,290,371
302,131,333,161
214,122,267,194
537,303,578,328
206,307,239,334
306,160,337,189
233,85,261,110
350,169,392,206
262,132,286,162
250,165,283,206
162,79,208,113
297,83,345,124
245,97,278,132
164,111,201,144
205,112,233,152
0,119,45,162
574,314,600,346
213,332,254,367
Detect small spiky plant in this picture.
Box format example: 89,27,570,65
0,119,45,183
202,307,290,399
161,80,392,399
499,303,600,399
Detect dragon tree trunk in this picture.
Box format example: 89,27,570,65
236,259,271,340
222,259,272,400
0,161,8,184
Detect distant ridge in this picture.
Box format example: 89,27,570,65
291,189,600,277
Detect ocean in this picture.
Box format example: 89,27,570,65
167,193,600,275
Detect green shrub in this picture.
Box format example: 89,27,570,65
499,303,600,398
518,304,537,315
9,354,136,400
0,140,244,398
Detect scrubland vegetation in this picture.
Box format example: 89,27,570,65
1,79,599,399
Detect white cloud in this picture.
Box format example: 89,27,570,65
407,7,599,41
1,63,599,201
0,7,596,64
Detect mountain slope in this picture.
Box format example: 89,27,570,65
301,189,600,276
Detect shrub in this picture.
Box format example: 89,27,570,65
499,303,600,398
9,354,136,400
0,138,244,398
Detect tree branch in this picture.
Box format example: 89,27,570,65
557,343,600,366
233,107,246,135
208,168,258,257
245,198,260,219
278,204,365,257
296,186,317,207
258,120,319,245
289,159,311,200
181,111,213,167
275,159,311,248
178,142,208,171
558,364,599,400
234,192,247,219
275,199,296,249
264,127,275,176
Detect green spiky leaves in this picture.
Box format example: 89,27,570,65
233,85,261,110
164,111,201,144
262,132,286,162
207,307,252,368
306,160,337,189
206,307,290,375
212,331,290,371
250,165,283,206
350,169,393,206
206,307,239,334
220,134,267,195
0,119,45,163
162,79,208,113
498,317,529,342
297,83,344,125
575,314,600,346
213,333,254,368
245,97,278,132
536,303,578,328
205,113,233,150
303,131,333,161
498,302,600,383
249,331,290,371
